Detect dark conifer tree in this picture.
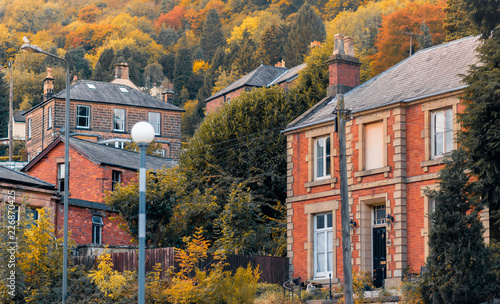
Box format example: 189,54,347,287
421,149,495,303
0,70,8,139
255,24,284,66
173,47,193,106
91,48,115,82
284,3,325,67
159,53,175,80
443,0,478,41
418,22,433,50
158,27,179,48
200,9,225,59
233,30,258,74
65,47,92,80
462,0,500,37
459,26,500,241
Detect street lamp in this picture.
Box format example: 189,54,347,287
131,121,155,304
21,40,71,304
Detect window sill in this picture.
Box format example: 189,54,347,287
420,158,445,172
355,166,391,182
76,126,90,130
305,177,337,192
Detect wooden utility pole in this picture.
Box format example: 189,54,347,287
336,93,353,304
8,60,13,162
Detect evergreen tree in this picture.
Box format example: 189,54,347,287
144,62,164,88
284,3,325,67
158,27,179,48
421,149,495,303
418,22,433,50
200,9,225,59
65,47,92,80
91,48,115,82
159,53,175,80
0,70,8,139
459,26,500,241
443,0,478,42
255,24,284,66
173,48,193,106
462,0,500,37
192,47,204,61
233,30,258,74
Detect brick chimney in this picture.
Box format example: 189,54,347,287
275,60,285,68
326,34,361,97
115,62,130,80
43,68,54,101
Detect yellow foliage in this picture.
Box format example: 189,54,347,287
227,11,283,45
88,250,136,300
193,59,210,74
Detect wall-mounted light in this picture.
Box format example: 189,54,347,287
349,219,357,229
386,213,395,225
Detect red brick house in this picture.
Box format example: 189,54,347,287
282,35,488,288
24,64,183,162
22,136,177,248
205,62,306,114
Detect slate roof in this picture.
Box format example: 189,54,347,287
269,63,307,86
13,111,26,123
205,64,288,102
24,80,183,115
0,165,55,190
23,136,178,172
285,36,480,133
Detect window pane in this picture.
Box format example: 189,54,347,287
327,231,333,250
317,232,325,252
445,109,453,153
327,213,333,228
327,252,333,271
114,109,125,131
317,139,324,158
317,253,325,273
435,133,443,156
317,215,324,229
148,112,160,135
58,164,65,178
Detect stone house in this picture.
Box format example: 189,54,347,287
282,35,488,288
23,64,183,161
22,136,177,247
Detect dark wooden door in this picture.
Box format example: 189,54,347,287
372,226,386,288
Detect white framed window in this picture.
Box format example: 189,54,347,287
148,112,161,135
113,109,125,132
76,105,90,128
48,106,53,129
28,118,32,139
373,205,386,226
57,163,65,191
314,136,331,180
364,121,384,170
431,109,453,158
314,213,333,278
92,216,103,244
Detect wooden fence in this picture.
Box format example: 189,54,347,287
73,247,289,285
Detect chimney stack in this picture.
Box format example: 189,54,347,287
115,62,130,80
43,68,54,101
326,34,361,97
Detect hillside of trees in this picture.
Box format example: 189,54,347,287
0,0,473,140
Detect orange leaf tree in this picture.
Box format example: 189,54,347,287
370,0,446,77
155,5,187,31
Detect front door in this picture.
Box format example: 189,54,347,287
372,226,387,288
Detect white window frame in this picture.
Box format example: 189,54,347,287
314,213,334,279
28,118,32,139
58,163,65,191
373,205,387,226
113,108,125,132
92,215,103,244
48,106,53,129
76,105,90,129
314,136,331,180
148,112,161,135
431,108,453,158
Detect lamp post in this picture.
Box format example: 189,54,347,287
131,121,155,304
21,41,71,304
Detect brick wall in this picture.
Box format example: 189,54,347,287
26,99,182,161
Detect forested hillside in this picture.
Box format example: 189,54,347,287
0,0,472,139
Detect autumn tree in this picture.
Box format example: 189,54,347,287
284,3,326,67
155,5,187,31
370,1,446,76
78,3,101,23
200,8,225,59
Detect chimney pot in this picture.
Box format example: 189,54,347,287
344,36,355,57
332,34,345,56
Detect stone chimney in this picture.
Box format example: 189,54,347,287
43,68,54,101
115,62,130,80
326,34,361,97
275,60,285,68
71,75,78,84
